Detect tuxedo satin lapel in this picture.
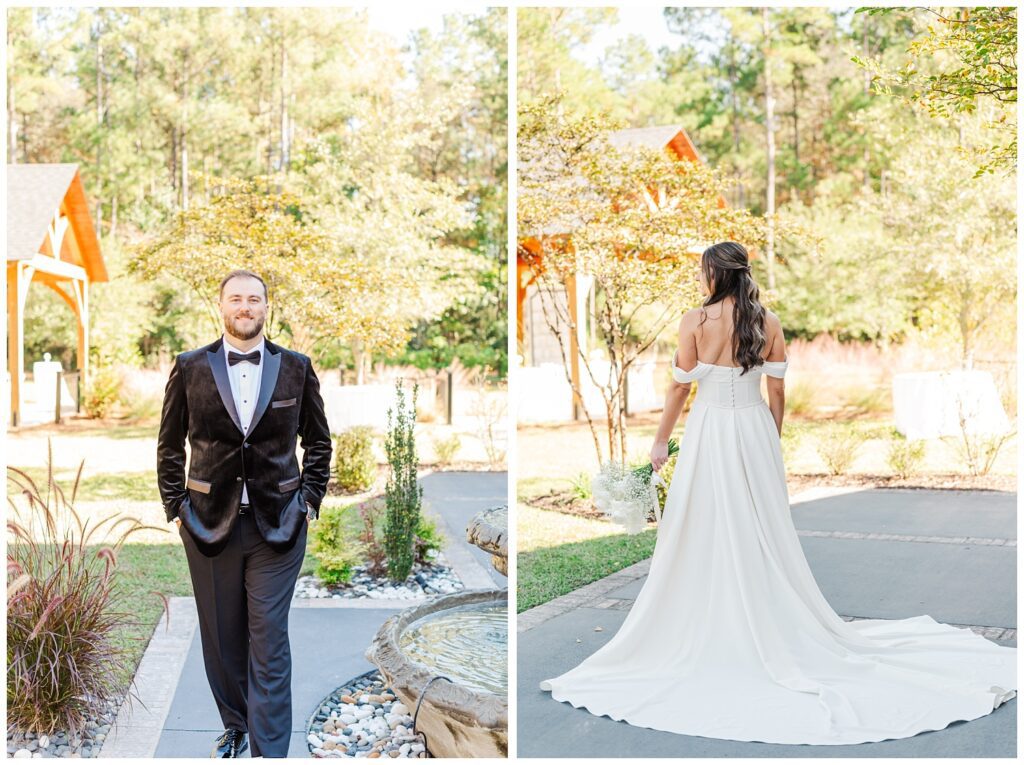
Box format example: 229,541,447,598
249,345,281,434
207,347,244,434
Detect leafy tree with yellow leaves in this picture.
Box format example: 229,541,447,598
519,96,779,465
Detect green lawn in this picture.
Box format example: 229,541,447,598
9,467,159,503
107,543,193,691
517,503,656,613
29,422,161,441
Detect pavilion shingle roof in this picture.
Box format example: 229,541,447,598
7,163,106,281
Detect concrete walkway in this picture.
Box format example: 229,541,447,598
100,470,507,758
421,471,507,589
518,488,1017,758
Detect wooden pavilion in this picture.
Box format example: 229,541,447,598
7,163,107,426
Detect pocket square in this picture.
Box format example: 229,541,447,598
271,397,297,409
186,477,212,494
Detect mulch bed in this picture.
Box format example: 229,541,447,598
525,492,606,520
526,472,1016,522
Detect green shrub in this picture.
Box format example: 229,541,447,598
122,387,161,420
309,504,365,585
334,426,377,493
815,425,868,475
384,381,424,582
82,365,121,419
357,497,388,577
7,442,165,737
780,425,803,466
414,514,446,563
942,428,1017,477
886,433,927,478
432,433,461,466
784,379,818,417
570,471,592,500
839,383,891,416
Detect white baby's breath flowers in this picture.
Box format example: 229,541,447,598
592,461,663,535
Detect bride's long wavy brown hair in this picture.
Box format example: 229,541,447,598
698,241,767,376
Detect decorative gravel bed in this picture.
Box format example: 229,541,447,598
295,555,463,600
307,670,427,758
7,696,120,759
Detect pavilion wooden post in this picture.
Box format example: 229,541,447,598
73,277,89,384
7,262,23,426
515,258,529,358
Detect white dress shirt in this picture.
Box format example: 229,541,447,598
223,334,265,503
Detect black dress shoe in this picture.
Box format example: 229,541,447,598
211,729,248,758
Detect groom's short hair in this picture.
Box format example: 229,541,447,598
219,269,268,301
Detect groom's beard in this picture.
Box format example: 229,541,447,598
224,312,265,341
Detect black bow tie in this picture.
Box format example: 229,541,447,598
228,350,261,366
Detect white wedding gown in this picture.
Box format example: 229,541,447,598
540,357,1016,745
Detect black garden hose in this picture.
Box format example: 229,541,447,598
411,675,453,758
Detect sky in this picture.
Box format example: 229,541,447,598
363,5,689,66
570,6,858,69
365,3,480,44
573,7,682,68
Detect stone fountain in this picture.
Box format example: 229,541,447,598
366,504,508,758
466,505,507,576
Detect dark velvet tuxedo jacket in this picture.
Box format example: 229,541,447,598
157,336,333,557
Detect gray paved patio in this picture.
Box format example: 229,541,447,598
518,488,1017,758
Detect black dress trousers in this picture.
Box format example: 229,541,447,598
179,511,308,758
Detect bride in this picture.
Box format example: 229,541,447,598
539,241,1016,745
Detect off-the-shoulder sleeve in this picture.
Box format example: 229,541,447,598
761,357,788,378
672,350,711,383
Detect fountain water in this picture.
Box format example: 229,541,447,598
366,504,508,758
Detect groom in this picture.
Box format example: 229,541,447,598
157,269,333,758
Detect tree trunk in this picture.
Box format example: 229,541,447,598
267,33,277,176
280,44,290,172
182,145,189,211
170,123,178,200
728,44,743,207
618,394,628,468
791,68,799,168
95,19,104,235
96,25,103,127
761,7,777,290
862,14,871,188
7,21,16,164
352,339,367,385
181,55,190,211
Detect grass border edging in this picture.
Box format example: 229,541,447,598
517,558,652,634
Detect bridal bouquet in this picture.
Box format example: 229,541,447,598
592,439,679,534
